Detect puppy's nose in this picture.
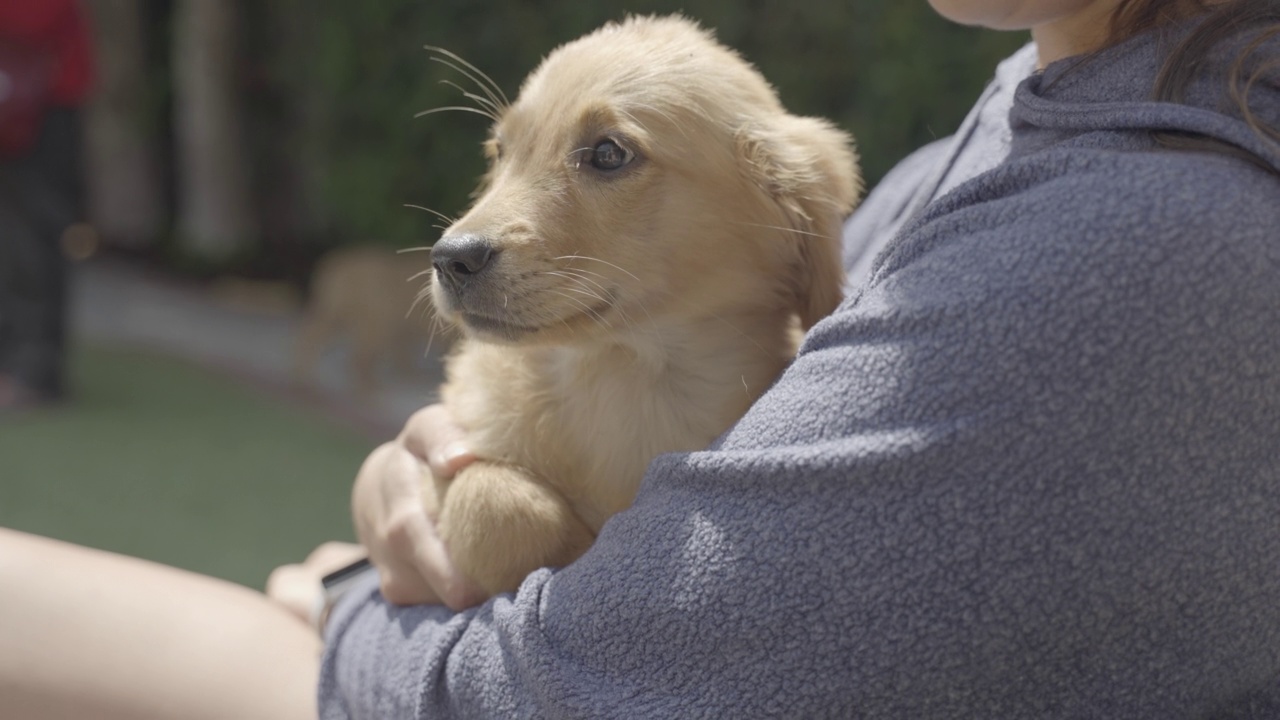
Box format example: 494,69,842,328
432,234,495,283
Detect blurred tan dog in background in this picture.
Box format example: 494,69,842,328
293,245,445,399
422,15,860,598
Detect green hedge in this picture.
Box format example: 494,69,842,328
241,2,1026,254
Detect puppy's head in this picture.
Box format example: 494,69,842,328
430,15,860,345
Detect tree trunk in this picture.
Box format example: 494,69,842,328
172,0,255,263
82,0,164,250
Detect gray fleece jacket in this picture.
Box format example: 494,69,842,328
321,21,1280,719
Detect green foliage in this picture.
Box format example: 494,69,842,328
255,1,1026,252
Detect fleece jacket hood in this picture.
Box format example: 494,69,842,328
1012,22,1280,175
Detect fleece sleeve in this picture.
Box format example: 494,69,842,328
320,150,1280,719
841,135,952,288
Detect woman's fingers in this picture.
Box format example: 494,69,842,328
375,490,447,605
399,404,477,480
351,442,411,546
304,541,366,571
387,501,486,611
264,563,324,628
351,409,487,610
266,543,368,629
353,442,483,608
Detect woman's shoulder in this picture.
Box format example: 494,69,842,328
931,143,1275,242
1019,145,1278,243
867,143,1280,299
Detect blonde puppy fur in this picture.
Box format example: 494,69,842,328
427,15,860,597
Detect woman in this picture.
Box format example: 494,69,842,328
3,0,1279,717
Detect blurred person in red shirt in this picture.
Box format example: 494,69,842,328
0,0,92,409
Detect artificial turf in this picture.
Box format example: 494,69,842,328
0,344,372,589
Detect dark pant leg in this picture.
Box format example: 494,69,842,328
0,107,83,400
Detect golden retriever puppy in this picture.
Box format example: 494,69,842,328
426,15,860,596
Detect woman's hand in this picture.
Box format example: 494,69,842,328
267,405,485,623
266,541,367,629
397,403,476,478
351,404,486,611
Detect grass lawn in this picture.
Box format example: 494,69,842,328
0,344,374,590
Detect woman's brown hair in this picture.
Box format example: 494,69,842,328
1103,0,1280,170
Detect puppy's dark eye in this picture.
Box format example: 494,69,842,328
590,139,632,171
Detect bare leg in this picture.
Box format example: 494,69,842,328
0,528,320,720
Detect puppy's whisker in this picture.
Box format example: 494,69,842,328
563,286,608,304
622,103,689,141
403,204,458,225
549,290,612,332
553,264,608,282
425,317,438,357
444,93,500,123
424,48,510,109
438,79,502,119
407,283,435,320
415,106,498,121
555,257,658,331
554,255,642,283
540,271,609,302
544,270,642,332
427,55,506,111
615,108,652,135
548,289,597,313
551,267,608,287
410,284,455,358
407,299,430,324
426,303,448,357
564,146,594,166
425,47,510,107
555,285,608,306
731,221,832,240
557,262,657,333
544,279,608,310
550,271,639,330
395,245,434,254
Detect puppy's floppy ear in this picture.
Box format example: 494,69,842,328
737,116,861,329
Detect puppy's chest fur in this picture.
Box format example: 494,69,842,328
441,332,788,531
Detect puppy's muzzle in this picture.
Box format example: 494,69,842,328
432,234,497,291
